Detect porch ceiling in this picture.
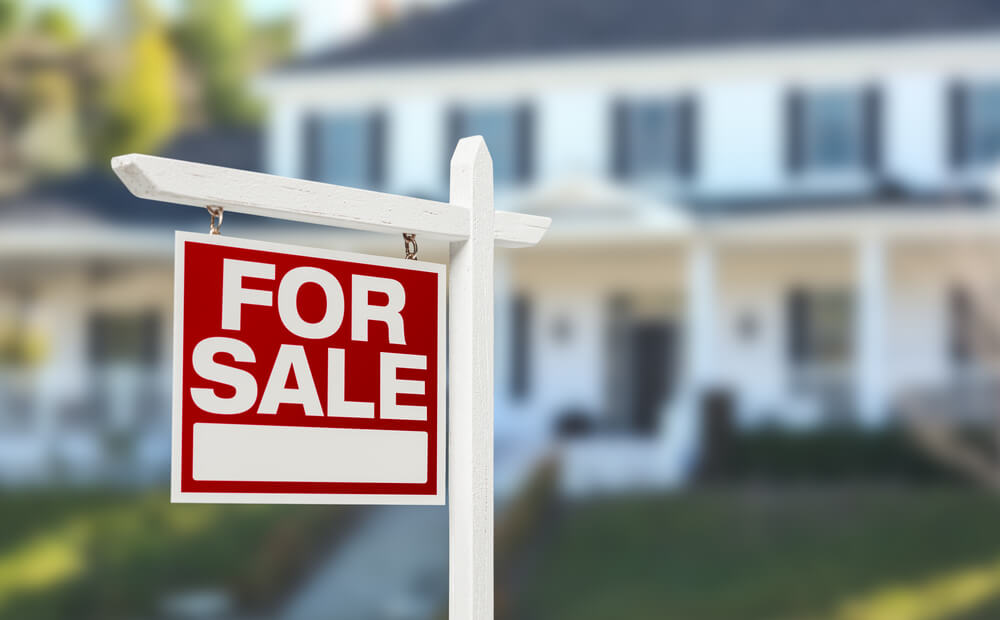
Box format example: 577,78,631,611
535,204,1000,248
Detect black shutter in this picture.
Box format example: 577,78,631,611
787,288,809,364
444,106,464,185
303,113,322,182
139,311,161,366
950,286,972,365
863,85,881,174
676,95,698,178
368,108,386,189
87,314,107,364
612,98,630,178
511,294,531,399
516,102,534,183
949,82,968,169
786,89,805,174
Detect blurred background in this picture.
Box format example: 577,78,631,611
4,0,1000,618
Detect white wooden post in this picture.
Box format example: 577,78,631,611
448,136,495,619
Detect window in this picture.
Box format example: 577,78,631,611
447,103,533,187
304,110,385,189
949,286,1000,367
88,311,161,367
951,82,1000,167
787,288,852,366
787,87,879,173
612,96,696,179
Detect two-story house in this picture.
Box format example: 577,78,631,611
257,0,1000,490
6,0,1000,491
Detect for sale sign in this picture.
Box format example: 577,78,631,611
171,232,445,504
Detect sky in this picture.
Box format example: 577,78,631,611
25,0,295,31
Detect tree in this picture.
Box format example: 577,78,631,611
94,0,178,161
175,0,258,125
0,0,20,37
33,6,78,45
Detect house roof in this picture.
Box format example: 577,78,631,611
0,128,265,230
160,127,262,173
281,0,1000,72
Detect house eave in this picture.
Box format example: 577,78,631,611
255,30,1000,104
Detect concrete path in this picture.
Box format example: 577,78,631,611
281,505,449,620
279,434,547,620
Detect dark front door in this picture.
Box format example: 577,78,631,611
629,321,675,434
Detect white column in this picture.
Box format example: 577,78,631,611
448,136,495,619
686,239,717,391
856,235,887,425
265,101,301,178
492,251,513,420
659,239,716,482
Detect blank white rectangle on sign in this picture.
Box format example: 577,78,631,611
192,423,428,484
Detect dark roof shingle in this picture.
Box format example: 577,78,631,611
281,0,1000,72
0,128,264,229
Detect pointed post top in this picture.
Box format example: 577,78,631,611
452,134,492,165
450,135,493,210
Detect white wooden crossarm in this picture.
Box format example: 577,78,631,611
111,153,550,248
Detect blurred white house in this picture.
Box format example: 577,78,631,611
5,0,1000,492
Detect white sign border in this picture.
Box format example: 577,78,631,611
170,231,447,505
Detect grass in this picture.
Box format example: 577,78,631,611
0,488,349,620
512,486,1000,620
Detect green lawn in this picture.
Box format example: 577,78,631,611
512,487,1000,620
0,488,349,620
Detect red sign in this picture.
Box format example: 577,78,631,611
171,232,445,504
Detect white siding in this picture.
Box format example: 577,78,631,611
716,282,787,425
698,81,784,198
537,90,610,180
265,73,962,198
887,283,949,391
530,295,606,428
387,97,446,196
886,247,955,392
885,74,947,191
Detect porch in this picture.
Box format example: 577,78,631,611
501,205,1000,494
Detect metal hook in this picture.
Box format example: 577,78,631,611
403,233,418,260
207,205,224,235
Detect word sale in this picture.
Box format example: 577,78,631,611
190,258,426,421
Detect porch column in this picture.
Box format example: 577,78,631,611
686,239,717,394
265,101,301,178
493,252,513,418
856,235,887,425
656,238,717,482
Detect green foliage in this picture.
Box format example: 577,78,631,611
175,0,259,125
515,488,1000,620
32,7,77,45
0,488,346,620
0,0,291,173
0,0,21,36
709,425,956,482
93,0,178,162
0,322,48,367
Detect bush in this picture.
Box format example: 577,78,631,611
707,425,958,483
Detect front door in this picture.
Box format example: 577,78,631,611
628,321,675,434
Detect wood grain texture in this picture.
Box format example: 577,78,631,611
110,153,549,248
448,136,495,619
